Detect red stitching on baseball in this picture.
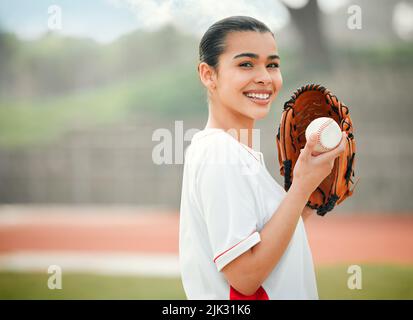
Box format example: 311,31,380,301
315,119,334,151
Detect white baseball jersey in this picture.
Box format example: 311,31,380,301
179,128,318,300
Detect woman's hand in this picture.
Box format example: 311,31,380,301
292,131,347,198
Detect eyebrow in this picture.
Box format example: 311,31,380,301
233,53,280,60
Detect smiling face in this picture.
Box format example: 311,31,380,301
208,31,283,122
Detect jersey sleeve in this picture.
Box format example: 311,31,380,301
197,139,262,272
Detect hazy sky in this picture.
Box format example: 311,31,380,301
0,0,349,43
0,0,139,42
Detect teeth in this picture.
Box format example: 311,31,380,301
245,93,270,100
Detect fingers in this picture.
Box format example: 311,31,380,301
314,132,347,164
301,133,318,159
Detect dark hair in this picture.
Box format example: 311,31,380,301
199,16,274,70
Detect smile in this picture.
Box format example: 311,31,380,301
243,91,272,105
244,92,270,100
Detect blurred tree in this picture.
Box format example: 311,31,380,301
0,25,198,98
282,0,331,69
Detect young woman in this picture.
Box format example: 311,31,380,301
179,16,346,300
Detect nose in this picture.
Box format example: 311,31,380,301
254,67,272,86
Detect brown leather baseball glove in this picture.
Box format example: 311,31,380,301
276,84,358,216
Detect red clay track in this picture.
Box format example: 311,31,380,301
0,207,412,265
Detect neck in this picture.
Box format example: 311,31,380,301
205,102,255,149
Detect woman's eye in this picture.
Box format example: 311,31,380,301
239,62,279,68
267,63,279,68
239,62,253,68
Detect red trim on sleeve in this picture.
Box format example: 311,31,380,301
213,230,257,263
230,285,269,300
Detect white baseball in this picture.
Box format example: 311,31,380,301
305,117,342,153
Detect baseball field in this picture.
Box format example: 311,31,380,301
0,206,412,299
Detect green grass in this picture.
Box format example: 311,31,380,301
0,273,186,300
0,264,412,299
316,264,413,300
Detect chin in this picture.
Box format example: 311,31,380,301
250,106,271,120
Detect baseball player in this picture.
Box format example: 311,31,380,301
179,16,347,300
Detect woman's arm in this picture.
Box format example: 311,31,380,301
221,132,347,296
302,206,316,223
221,181,309,295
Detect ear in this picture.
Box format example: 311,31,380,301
198,62,217,90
